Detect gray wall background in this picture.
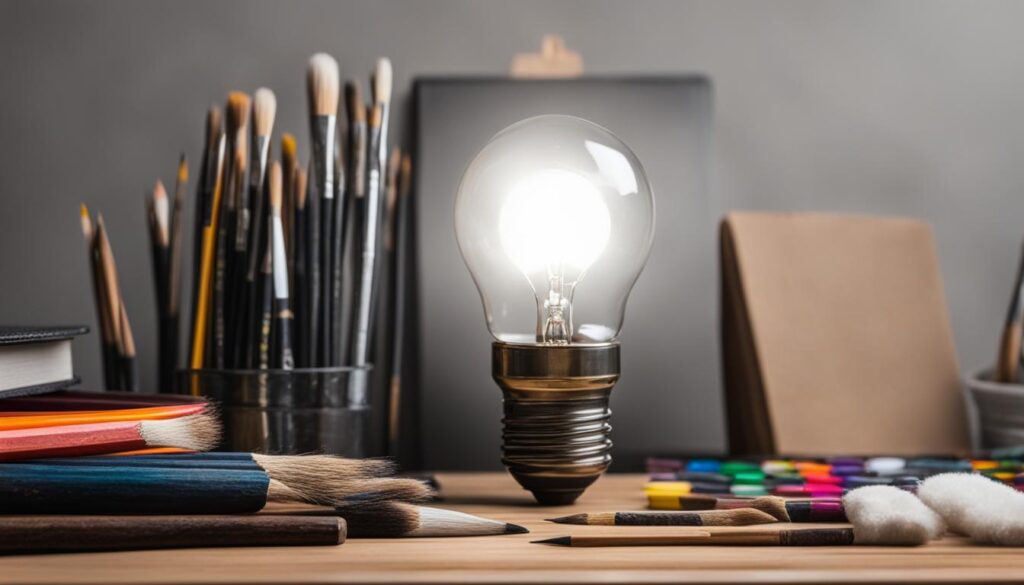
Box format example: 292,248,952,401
1,0,1022,462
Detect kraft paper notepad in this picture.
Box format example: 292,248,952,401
720,212,969,455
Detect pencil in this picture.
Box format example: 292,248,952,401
534,528,858,547
94,216,127,390
79,204,116,389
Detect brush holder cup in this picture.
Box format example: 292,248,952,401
177,367,375,457
965,368,1024,449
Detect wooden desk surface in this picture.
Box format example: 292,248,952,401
2,472,1022,584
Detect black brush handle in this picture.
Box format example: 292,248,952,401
293,205,307,366
778,528,855,546
305,178,321,366
0,515,345,553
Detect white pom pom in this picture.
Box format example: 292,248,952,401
918,473,1024,546
843,485,945,545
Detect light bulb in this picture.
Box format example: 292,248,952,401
455,115,655,504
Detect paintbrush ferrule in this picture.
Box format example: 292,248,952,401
311,115,336,200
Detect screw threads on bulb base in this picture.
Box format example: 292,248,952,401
492,342,620,506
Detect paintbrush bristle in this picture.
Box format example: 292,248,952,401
79,204,93,241
373,57,392,105
305,476,433,508
282,133,297,165
137,412,220,452
295,167,308,210
153,180,169,246
227,92,251,135
268,161,283,214
701,508,778,526
307,53,340,116
253,87,277,138
252,454,394,480
748,496,790,522
346,80,365,123
206,106,222,147
177,154,189,185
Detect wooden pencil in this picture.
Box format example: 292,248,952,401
79,204,117,389
94,215,126,390
0,515,346,553
534,527,858,547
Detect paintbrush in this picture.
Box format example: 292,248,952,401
2,457,432,512
386,154,413,457
146,181,170,391
293,165,309,365
189,127,226,372
302,159,320,366
997,240,1024,382
348,57,392,404
651,493,848,522
241,88,277,368
282,133,298,290
226,92,252,367
546,508,778,527
336,502,527,537
0,515,345,553
533,528,860,547
191,107,222,345
164,155,188,393
307,53,339,366
79,204,117,389
268,162,294,369
329,122,348,367
0,411,219,461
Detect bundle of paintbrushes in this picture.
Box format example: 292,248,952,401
78,206,139,391
643,456,1024,503
0,391,216,460
184,53,409,379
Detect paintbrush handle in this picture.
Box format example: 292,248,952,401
0,515,345,553
0,464,269,514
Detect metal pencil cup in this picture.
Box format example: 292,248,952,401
965,367,1024,449
177,367,374,457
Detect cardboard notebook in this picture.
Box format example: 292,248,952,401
720,212,970,455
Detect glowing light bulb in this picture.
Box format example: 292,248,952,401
455,115,655,505
456,115,654,346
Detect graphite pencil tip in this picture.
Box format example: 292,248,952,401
531,536,571,546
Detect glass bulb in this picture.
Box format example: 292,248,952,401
456,115,655,345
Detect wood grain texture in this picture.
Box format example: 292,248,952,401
1,473,1023,584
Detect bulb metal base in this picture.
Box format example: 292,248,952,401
492,341,620,505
